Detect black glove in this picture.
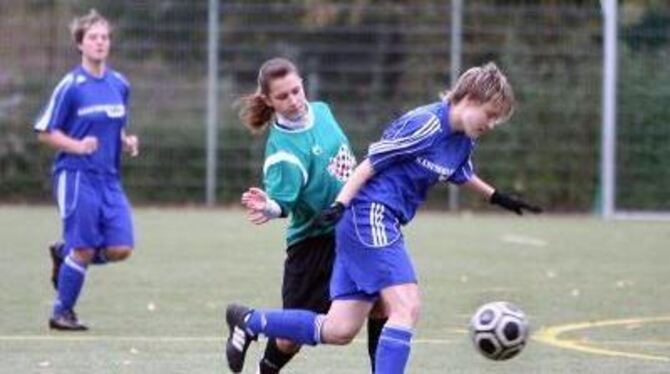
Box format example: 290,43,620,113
313,201,346,228
490,191,542,215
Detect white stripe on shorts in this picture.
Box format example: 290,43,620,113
370,203,387,246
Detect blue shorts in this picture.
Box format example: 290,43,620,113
330,201,417,302
53,169,134,253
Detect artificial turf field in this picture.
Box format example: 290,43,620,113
1,206,668,373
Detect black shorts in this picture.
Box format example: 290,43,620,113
282,233,335,314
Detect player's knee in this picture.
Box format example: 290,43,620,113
389,299,421,327
106,247,132,262
323,321,360,345
408,301,422,324
71,248,95,264
327,329,357,345
275,338,301,354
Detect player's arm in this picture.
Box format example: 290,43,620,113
367,111,441,172
312,159,375,228
34,74,97,155
334,158,374,206
240,187,285,225
462,175,495,199
463,176,542,215
119,78,139,157
242,152,304,225
121,129,139,157
37,130,98,155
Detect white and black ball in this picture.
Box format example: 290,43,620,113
469,301,529,360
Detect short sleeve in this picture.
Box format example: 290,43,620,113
34,73,76,132
449,157,475,185
367,110,442,172
263,151,308,212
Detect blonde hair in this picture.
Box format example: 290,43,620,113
236,58,300,134
69,9,111,45
444,62,515,123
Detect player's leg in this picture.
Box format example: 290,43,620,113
48,172,69,289
97,179,135,264
101,246,133,262
258,234,335,374
50,246,94,331
374,283,421,374
225,299,371,373
259,339,298,374
333,201,417,373
367,301,389,372
48,241,65,289
50,170,101,331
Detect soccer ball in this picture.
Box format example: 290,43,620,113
469,301,529,361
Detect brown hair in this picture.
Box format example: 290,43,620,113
444,62,515,123
236,58,300,133
70,9,111,46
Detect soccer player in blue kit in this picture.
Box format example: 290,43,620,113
225,62,541,373
34,10,139,331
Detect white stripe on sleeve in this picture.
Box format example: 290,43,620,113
34,73,75,131
263,151,309,186
368,115,440,155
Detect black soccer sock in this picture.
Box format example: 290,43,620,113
259,338,297,374
367,317,388,372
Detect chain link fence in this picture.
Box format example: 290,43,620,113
1,1,668,212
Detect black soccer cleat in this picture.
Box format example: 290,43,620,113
49,310,88,331
49,242,64,290
225,303,257,373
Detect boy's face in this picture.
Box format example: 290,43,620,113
459,98,504,139
79,22,110,63
264,72,307,120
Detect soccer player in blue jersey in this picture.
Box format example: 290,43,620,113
225,62,541,373
233,58,387,374
33,10,139,331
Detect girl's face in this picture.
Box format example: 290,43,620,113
458,98,503,139
79,22,110,64
264,72,307,120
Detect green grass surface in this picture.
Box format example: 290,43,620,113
1,206,669,373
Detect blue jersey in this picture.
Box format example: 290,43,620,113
34,65,130,176
354,101,475,224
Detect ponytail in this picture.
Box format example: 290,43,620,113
236,92,274,134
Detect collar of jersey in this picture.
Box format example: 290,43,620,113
273,103,315,133
77,64,108,82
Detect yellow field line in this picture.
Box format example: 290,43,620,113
532,316,670,362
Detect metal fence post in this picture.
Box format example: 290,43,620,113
600,0,617,219
449,0,463,211
206,0,220,206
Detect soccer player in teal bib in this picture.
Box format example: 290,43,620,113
33,10,139,331
233,58,387,373
225,62,542,373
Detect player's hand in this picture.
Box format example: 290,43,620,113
77,136,98,155
241,187,268,210
241,187,270,225
247,209,270,225
312,201,346,228
490,191,542,215
123,134,139,157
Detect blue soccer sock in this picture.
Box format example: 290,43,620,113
246,309,324,346
52,254,87,317
374,325,413,374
